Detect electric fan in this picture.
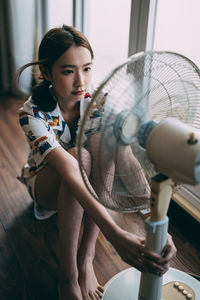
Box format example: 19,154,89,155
77,51,200,300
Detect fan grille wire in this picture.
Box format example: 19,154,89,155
78,51,200,212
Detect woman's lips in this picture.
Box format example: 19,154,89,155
72,90,84,96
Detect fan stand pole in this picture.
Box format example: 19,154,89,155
103,174,175,300
138,216,169,300
138,174,174,300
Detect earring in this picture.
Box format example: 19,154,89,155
49,84,57,102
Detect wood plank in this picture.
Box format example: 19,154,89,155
7,212,59,299
0,220,27,300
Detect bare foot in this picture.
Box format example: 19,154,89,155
78,256,104,300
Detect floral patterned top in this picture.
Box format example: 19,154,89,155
18,92,106,182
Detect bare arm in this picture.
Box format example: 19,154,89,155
46,146,120,240
46,146,176,274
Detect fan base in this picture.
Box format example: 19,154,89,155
102,267,199,300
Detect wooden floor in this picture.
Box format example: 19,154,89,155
0,96,199,300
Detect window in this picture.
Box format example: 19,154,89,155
84,0,131,87
47,0,73,28
153,0,200,219
153,0,200,68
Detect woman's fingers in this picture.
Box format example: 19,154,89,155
114,230,176,276
140,254,167,274
130,252,166,275
142,249,162,261
158,235,177,265
131,246,171,275
121,249,164,275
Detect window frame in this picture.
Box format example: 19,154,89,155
128,0,158,56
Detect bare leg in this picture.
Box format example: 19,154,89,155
35,162,84,300
88,133,115,203
35,147,103,300
57,180,84,300
115,145,151,199
78,215,104,299
74,147,104,299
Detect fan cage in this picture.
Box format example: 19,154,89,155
77,51,200,212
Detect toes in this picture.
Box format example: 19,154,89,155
83,294,91,300
97,285,104,293
83,288,104,300
94,292,100,300
89,291,98,300
96,288,104,298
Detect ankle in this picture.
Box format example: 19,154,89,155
78,243,96,259
78,250,95,267
59,268,79,285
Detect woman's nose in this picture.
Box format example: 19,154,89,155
74,71,84,87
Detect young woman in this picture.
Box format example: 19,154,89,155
18,25,176,300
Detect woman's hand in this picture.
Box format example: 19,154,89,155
111,229,176,276
158,233,177,276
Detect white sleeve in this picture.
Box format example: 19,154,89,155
19,113,60,165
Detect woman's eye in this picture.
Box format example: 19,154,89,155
63,70,73,75
84,67,91,72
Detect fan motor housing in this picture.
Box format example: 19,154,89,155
145,118,200,185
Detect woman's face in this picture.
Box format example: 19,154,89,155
45,45,93,103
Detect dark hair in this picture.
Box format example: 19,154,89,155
18,25,94,111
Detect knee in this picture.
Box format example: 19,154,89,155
68,147,91,171
76,147,91,176
68,147,77,158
